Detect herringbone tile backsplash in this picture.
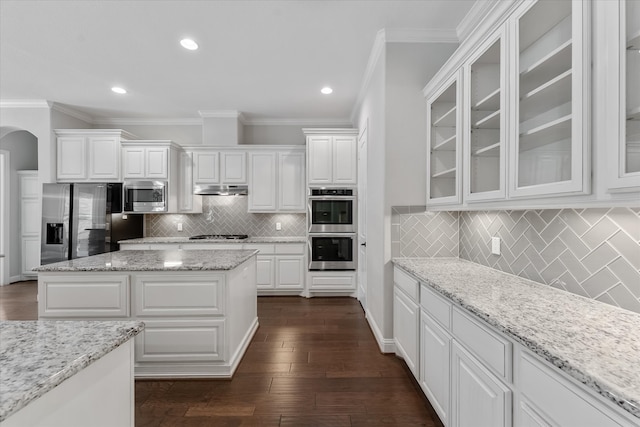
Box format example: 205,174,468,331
392,207,640,314
146,196,306,237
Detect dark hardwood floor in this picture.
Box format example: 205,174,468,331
0,281,443,426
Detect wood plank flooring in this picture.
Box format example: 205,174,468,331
0,282,443,426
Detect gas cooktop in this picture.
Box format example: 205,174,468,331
188,234,249,240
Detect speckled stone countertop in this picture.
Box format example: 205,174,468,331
118,236,307,244
392,257,640,419
0,320,144,422
33,249,258,272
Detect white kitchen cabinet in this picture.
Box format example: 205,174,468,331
451,341,512,427
516,349,635,427
608,0,640,191
220,151,247,184
393,267,420,377
18,171,40,278
179,151,202,213
304,129,358,185
307,271,356,294
122,144,168,179
420,310,451,426
248,148,305,213
55,130,134,182
510,0,591,199
193,151,220,184
427,71,463,206
255,256,275,290
275,256,304,290
464,28,507,202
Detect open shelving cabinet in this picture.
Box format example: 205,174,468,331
510,0,590,198
464,28,506,202
426,70,463,206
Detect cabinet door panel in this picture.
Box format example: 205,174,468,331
89,137,120,180
248,152,277,211
57,137,87,180
451,341,511,427
21,237,40,276
194,152,220,183
420,311,451,426
278,151,305,211
333,136,357,184
221,152,247,184
21,199,40,235
256,256,275,289
146,148,168,179
275,256,304,289
122,147,145,178
393,288,419,377
307,136,333,184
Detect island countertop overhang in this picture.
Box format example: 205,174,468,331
33,249,259,272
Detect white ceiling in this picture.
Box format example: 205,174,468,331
0,0,478,123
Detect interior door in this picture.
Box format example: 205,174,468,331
0,151,8,284
357,125,368,310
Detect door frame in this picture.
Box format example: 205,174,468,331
357,122,368,311
0,150,9,285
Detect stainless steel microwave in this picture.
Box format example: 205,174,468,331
123,180,167,212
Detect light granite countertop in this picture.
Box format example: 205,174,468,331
118,236,307,244
0,320,144,422
33,249,258,272
392,257,640,419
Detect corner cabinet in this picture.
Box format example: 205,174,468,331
55,129,136,182
304,129,358,186
608,0,640,191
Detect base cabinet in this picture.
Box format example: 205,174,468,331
420,311,451,426
393,288,420,377
451,341,512,427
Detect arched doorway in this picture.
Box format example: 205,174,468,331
0,127,38,285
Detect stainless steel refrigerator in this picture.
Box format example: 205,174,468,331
41,183,143,265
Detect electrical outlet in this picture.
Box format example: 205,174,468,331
122,214,128,220
276,222,282,231
177,223,183,231
491,237,501,255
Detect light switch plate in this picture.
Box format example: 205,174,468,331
491,237,501,255
276,222,282,231
177,223,183,231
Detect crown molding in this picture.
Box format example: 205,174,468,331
456,0,508,43
384,28,458,44
0,99,52,109
92,117,202,126
244,118,352,126
50,103,94,124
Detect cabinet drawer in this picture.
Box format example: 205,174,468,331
134,274,224,316
308,273,355,290
275,243,305,254
135,319,225,362
518,351,628,427
394,266,419,301
39,275,129,318
420,283,452,330
452,307,511,380
244,244,275,254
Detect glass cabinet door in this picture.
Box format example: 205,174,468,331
511,0,589,198
465,29,506,202
427,70,463,206
625,0,640,174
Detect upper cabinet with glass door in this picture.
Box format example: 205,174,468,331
511,0,590,198
426,70,463,206
609,0,640,191
464,28,506,202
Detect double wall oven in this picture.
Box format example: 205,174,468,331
307,188,357,271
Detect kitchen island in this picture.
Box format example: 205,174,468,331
34,249,258,378
0,320,143,427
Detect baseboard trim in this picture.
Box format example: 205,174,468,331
365,310,395,353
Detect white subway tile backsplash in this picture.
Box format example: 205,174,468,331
393,207,640,314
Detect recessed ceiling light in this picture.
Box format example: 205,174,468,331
321,87,333,95
180,38,198,50
111,86,127,94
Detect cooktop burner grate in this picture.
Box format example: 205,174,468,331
188,234,249,240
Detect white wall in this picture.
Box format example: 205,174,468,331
354,41,458,350
0,130,38,280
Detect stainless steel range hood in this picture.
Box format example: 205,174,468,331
194,184,248,196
